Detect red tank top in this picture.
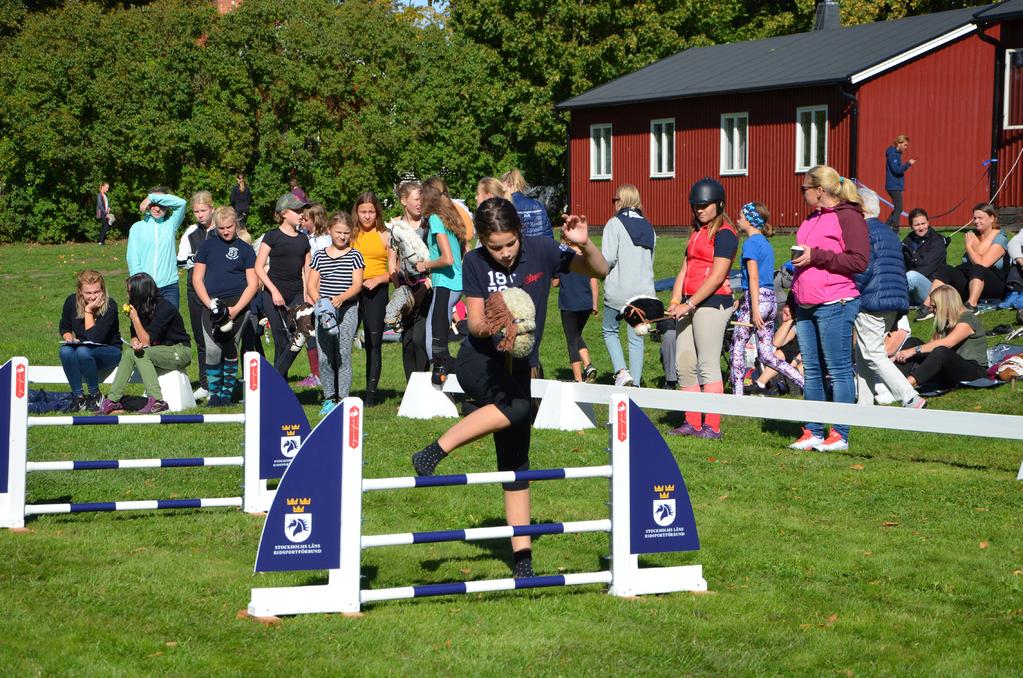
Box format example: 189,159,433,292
682,222,735,297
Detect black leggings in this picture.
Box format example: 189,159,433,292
901,345,986,387
359,284,388,391
186,284,207,387
560,309,590,363
263,289,305,377
934,262,1006,303
430,287,458,368
402,286,431,380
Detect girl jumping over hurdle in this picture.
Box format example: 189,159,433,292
411,198,608,578
728,202,805,396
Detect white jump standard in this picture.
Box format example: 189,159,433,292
248,394,707,617
0,353,311,528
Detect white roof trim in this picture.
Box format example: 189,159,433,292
851,23,977,84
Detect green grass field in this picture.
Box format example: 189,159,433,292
1,236,1021,676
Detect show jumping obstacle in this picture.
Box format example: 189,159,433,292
0,353,311,529
247,394,707,617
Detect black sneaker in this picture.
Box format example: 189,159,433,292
68,394,87,412
583,364,597,383
512,557,534,579
913,306,934,322
965,303,979,315
84,392,102,412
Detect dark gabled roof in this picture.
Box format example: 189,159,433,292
975,0,1023,22
558,5,988,110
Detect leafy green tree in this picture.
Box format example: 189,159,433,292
0,0,992,242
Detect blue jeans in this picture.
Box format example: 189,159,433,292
158,282,180,309
906,271,931,305
59,344,122,395
795,298,860,441
602,306,644,384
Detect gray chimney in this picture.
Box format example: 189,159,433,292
814,0,841,31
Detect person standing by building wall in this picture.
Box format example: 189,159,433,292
885,134,917,231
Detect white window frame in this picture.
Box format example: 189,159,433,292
795,105,828,172
1004,48,1023,130
719,112,749,176
590,123,612,180
649,118,675,178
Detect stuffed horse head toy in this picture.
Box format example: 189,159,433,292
284,303,316,352
484,287,536,359
386,218,430,278
384,283,430,331
616,295,667,336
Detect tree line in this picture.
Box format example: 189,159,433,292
0,0,983,242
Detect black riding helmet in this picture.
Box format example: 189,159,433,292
688,178,725,207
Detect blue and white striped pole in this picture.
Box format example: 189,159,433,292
26,457,244,471
26,413,246,427
362,519,611,548
360,571,613,604
25,497,243,516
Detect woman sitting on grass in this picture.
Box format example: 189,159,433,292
59,270,122,412
96,273,191,415
893,285,988,389
931,203,1009,312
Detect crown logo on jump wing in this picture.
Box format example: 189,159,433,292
286,497,312,513
654,484,675,499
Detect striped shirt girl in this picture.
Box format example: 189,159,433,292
312,248,365,300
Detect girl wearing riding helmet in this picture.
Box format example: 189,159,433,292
410,198,607,578
788,166,870,452
351,191,393,406
667,178,738,440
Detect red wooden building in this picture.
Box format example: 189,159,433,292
558,1,1023,228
